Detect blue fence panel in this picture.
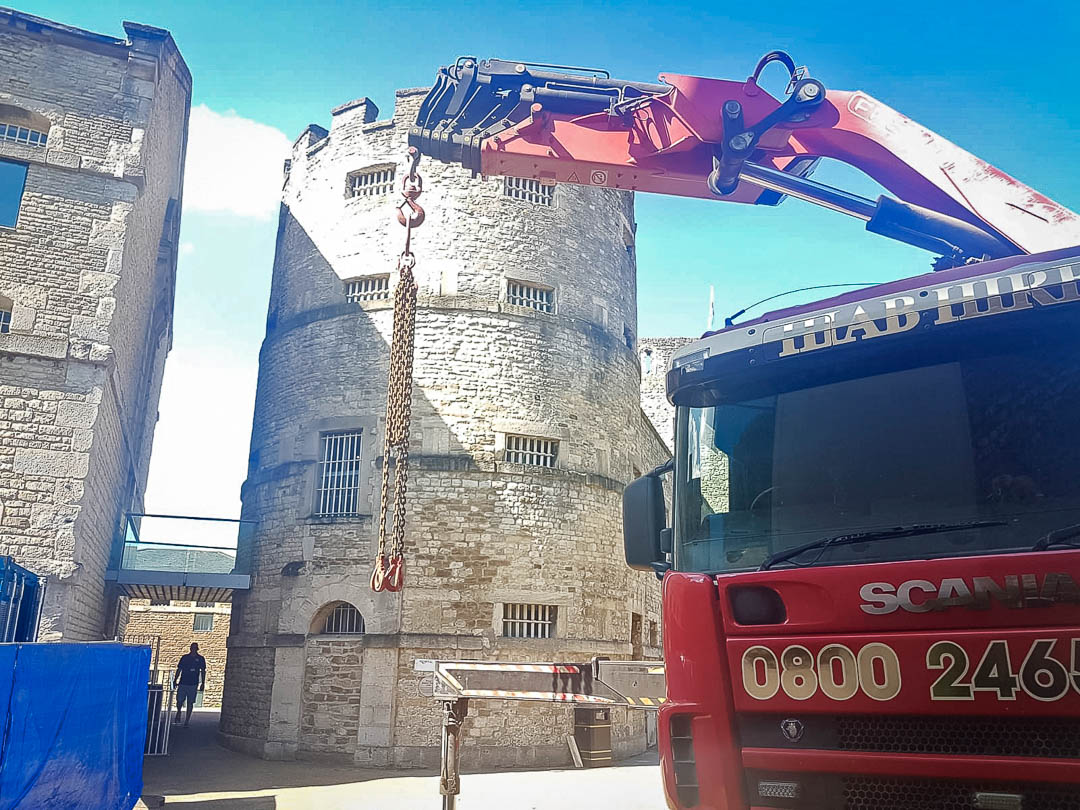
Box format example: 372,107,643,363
0,643,150,810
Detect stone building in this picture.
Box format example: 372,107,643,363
219,89,669,766
639,337,697,453
125,599,231,707
0,9,190,640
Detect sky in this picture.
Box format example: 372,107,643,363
19,0,1080,525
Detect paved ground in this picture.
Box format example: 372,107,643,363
143,710,667,810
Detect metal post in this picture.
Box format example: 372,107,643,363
1,571,15,643
439,698,468,810
9,575,24,642
31,577,45,642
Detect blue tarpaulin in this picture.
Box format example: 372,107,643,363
0,642,149,810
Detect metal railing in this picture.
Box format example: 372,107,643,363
145,683,175,756
0,557,45,643
112,513,255,577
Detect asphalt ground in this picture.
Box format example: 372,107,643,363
142,710,666,810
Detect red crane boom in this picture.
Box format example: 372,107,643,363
411,54,1080,267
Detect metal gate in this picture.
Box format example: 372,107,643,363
145,683,175,756
122,635,172,756
0,556,45,642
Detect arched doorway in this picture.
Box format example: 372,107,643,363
299,601,366,754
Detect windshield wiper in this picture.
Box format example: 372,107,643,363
758,520,1007,571
1032,523,1080,551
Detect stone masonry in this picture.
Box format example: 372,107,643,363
220,89,669,767
0,10,190,640
638,337,696,453
125,599,231,707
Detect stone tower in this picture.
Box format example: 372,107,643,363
639,337,697,452
0,9,190,640
220,89,668,766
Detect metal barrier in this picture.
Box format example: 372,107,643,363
145,683,175,756
432,658,666,809
0,556,45,642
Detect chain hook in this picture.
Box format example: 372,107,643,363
396,147,425,230
385,556,405,593
405,145,421,181
396,195,425,229
372,147,424,594
370,554,389,592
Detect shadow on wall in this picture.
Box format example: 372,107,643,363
220,199,652,763
221,204,473,753
232,202,473,596
235,201,472,580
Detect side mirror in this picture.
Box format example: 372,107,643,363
622,475,666,571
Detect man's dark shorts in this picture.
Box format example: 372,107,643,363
177,684,198,710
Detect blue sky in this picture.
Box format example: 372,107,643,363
19,0,1080,521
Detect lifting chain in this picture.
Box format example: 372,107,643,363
371,146,424,593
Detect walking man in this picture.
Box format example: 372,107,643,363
173,642,206,727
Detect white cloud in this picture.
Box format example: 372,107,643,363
183,104,291,220
179,241,195,256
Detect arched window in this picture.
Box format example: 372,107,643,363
314,601,365,635
0,104,50,148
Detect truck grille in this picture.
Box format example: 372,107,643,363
739,713,1080,759
838,715,1080,759
843,777,1080,810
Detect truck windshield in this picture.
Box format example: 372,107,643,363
674,328,1080,573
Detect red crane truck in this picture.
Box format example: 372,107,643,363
411,54,1080,810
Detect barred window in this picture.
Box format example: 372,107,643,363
196,601,215,608
0,302,10,334
322,602,365,634
316,430,363,516
192,614,214,633
506,280,554,313
347,165,395,198
0,124,47,147
504,176,554,206
345,274,390,302
502,603,556,639
505,434,558,467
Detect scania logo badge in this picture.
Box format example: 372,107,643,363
781,718,804,742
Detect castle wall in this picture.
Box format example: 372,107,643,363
639,337,697,453
0,11,190,640
221,89,666,766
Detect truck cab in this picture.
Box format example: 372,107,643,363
625,247,1080,809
